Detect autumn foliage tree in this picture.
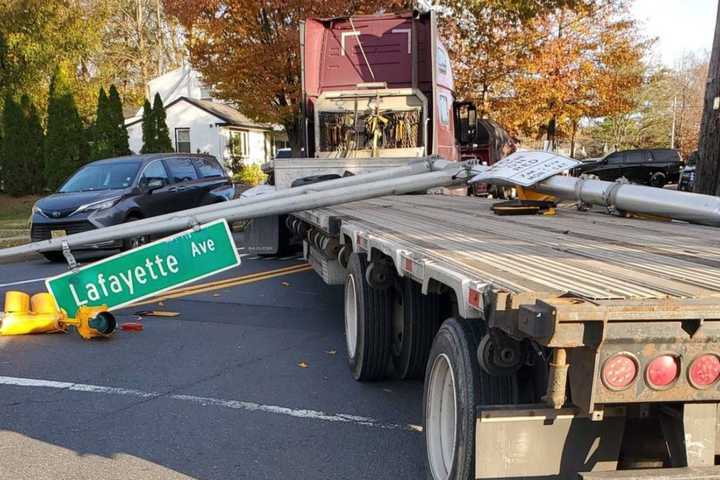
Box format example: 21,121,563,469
443,0,648,153
163,0,405,154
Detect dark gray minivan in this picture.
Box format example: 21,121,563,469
31,153,234,261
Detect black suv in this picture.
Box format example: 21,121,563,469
573,148,682,187
31,153,234,261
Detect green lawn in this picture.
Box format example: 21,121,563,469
0,194,38,247
0,194,38,222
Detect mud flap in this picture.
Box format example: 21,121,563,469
234,216,279,255
580,466,720,479
305,243,345,285
475,406,625,479
659,403,718,467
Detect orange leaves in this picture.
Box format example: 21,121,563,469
163,0,403,147
443,0,649,142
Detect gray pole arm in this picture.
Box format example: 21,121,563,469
0,158,463,263
534,175,720,227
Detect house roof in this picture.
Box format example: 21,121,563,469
125,96,273,131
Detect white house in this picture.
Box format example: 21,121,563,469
125,66,285,168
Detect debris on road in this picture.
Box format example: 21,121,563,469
0,291,66,335
121,322,144,332
133,310,180,317
1,291,116,339
297,361,309,368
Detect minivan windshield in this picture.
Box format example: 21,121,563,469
59,161,141,193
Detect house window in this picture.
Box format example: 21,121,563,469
438,95,449,125
175,128,191,153
230,130,250,158
199,84,213,100
437,46,449,76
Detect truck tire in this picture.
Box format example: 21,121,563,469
424,318,515,480
344,253,392,381
650,172,666,188
392,279,440,379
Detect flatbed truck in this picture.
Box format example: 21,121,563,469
232,9,720,479
287,192,720,479
3,8,720,480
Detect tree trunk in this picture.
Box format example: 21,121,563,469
570,119,577,158
155,0,165,75
546,116,556,150
136,0,148,97
695,0,720,194
283,117,303,158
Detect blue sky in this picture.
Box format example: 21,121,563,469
632,0,717,65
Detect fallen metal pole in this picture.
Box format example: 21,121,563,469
534,175,720,227
0,159,463,263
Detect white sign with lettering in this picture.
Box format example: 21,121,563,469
469,151,581,187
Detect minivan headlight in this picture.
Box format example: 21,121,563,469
31,204,44,216
73,196,121,215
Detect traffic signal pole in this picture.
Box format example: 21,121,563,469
694,0,720,195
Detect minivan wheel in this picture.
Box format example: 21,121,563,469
42,251,66,263
122,215,148,251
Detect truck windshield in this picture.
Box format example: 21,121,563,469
59,161,141,193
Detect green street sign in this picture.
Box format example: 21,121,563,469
46,219,241,317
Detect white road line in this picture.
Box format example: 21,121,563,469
0,375,414,431
0,277,47,288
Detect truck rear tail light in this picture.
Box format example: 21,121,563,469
645,355,679,389
601,353,638,390
688,354,720,388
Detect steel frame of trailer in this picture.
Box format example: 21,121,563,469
293,195,720,478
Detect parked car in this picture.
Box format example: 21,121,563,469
573,148,682,187
31,153,234,261
678,150,698,192
274,148,292,159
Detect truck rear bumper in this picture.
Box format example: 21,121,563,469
475,404,718,479
580,466,720,480
475,406,625,479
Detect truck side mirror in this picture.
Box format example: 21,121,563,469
456,104,477,144
467,108,477,137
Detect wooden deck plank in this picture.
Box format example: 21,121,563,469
310,195,720,300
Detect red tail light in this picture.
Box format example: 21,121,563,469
688,354,720,388
602,353,638,390
646,355,679,389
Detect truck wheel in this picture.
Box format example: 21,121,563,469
41,251,65,262
392,279,440,380
650,172,666,188
344,253,392,381
424,318,515,480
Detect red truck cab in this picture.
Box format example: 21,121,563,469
301,10,459,161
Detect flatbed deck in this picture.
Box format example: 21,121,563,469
295,194,720,320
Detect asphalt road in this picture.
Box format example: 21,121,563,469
0,251,426,479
